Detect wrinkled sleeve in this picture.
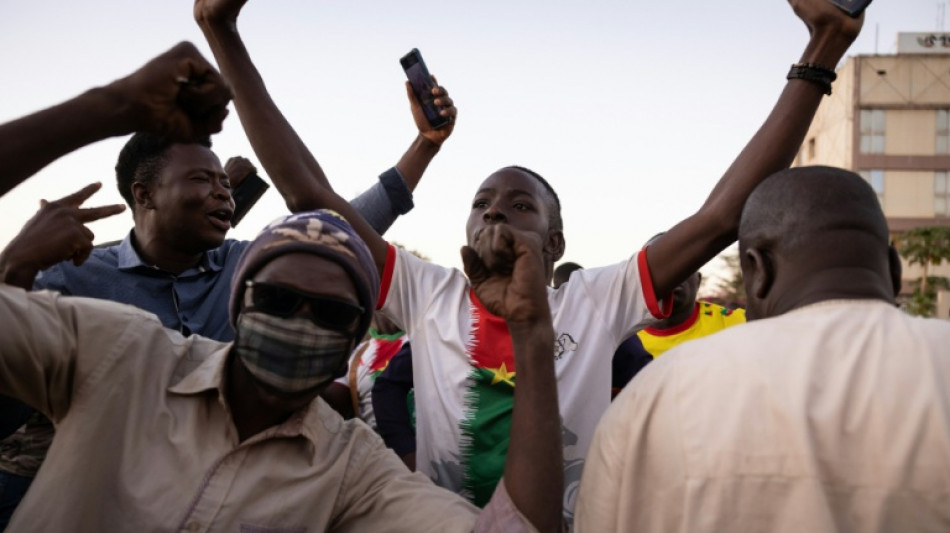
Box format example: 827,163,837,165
332,425,539,533
0,285,145,423
331,426,482,533
349,167,414,235
474,479,539,533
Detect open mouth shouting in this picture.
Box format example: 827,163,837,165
207,207,234,232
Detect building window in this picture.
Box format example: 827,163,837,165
937,171,950,217
938,110,950,154
860,169,885,207
860,109,885,154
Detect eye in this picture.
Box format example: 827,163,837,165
472,199,488,209
190,175,210,183
221,179,232,190
513,201,531,211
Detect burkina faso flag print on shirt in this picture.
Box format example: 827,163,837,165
459,289,517,507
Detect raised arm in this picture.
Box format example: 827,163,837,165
348,79,457,234
462,224,563,533
0,42,231,198
395,77,457,190
645,0,864,297
195,0,394,274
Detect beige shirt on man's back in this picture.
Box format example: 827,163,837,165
576,300,950,533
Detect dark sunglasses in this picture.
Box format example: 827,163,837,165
245,280,364,332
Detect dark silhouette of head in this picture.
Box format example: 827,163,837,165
553,262,583,288
738,166,901,320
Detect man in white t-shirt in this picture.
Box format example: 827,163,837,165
207,0,865,524
575,166,950,532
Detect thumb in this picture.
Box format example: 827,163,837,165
461,245,487,283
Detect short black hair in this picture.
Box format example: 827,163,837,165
115,132,212,210
739,165,890,255
553,261,583,288
503,165,563,232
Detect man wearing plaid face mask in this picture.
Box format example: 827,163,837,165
0,202,564,531
222,209,380,420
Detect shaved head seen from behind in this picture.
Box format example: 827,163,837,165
738,166,901,320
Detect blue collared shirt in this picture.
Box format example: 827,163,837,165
34,233,250,342
32,166,413,343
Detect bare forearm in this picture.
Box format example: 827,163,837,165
648,14,860,297
197,16,388,273
505,318,562,533
199,19,331,213
395,135,441,192
699,23,856,236
0,87,129,198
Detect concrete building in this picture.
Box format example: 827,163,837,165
796,32,950,318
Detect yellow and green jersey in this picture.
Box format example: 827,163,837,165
639,301,746,358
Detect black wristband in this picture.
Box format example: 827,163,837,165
787,62,837,96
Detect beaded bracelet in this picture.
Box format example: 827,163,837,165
787,62,837,95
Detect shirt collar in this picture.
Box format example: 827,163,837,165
168,345,325,451
117,230,225,274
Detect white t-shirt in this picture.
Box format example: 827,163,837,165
576,299,950,532
342,331,409,430
377,244,665,522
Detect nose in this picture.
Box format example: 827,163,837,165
482,203,507,224
212,177,232,201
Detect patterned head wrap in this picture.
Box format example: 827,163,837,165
229,209,379,340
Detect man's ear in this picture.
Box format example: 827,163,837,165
744,247,774,299
545,230,566,264
888,244,903,299
131,182,155,210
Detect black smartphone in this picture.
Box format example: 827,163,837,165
828,0,872,17
230,172,270,227
400,48,450,129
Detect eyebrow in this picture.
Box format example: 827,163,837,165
473,187,538,198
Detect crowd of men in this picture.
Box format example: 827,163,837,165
0,0,948,531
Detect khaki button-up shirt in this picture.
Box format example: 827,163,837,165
0,285,530,532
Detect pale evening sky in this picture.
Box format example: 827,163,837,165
0,1,941,287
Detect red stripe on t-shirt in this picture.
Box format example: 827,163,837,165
638,247,673,319
644,302,699,336
469,289,516,372
376,243,397,310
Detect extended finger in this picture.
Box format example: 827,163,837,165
54,182,104,207
434,95,454,108
78,203,127,223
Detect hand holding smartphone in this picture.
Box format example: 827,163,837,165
827,0,872,17
400,48,450,129
230,172,269,227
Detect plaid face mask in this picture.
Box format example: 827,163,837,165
234,311,352,394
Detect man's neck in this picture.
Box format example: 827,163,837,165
767,268,895,318
131,226,204,275
651,301,698,331
224,354,296,442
